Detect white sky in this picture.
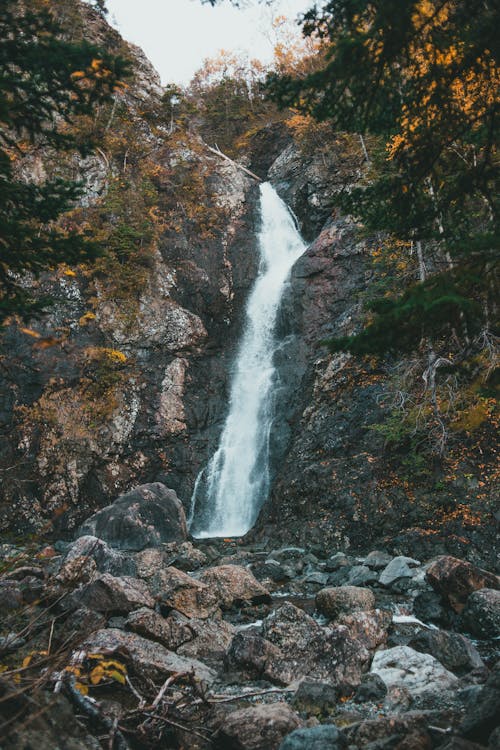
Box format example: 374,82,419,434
104,0,315,86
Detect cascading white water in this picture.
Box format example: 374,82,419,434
189,182,306,538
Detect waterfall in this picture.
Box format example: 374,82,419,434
189,182,306,538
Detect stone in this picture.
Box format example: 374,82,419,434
225,631,292,686
379,556,420,587
57,554,97,585
80,628,216,686
279,725,348,750
263,602,369,689
177,618,235,667
134,547,168,580
199,564,271,609
61,535,136,577
214,702,303,750
459,663,500,745
324,552,352,572
315,586,375,620
126,607,193,649
171,541,208,571
345,713,432,749
346,565,379,586
0,581,23,610
3,565,45,581
69,573,154,613
426,556,499,612
250,559,293,583
60,607,106,641
371,645,458,698
339,608,392,650
461,588,500,638
354,673,388,703
408,629,484,675
363,550,394,569
413,590,450,626
77,483,187,551
153,566,220,619
292,680,338,715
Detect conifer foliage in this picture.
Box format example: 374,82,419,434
268,0,499,355
0,0,128,321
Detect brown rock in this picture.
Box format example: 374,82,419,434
126,607,193,649
426,556,499,612
214,702,303,750
80,628,216,685
153,566,220,619
315,586,376,619
199,564,271,609
339,608,392,650
225,631,293,686
178,618,235,667
345,712,432,749
57,555,97,585
134,547,168,580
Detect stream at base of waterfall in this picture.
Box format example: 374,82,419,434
189,182,307,538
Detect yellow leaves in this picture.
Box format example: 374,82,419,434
64,655,127,695
79,311,96,326
84,346,127,364
19,327,41,339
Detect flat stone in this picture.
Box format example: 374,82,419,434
77,482,187,551
80,628,216,686
371,645,458,698
379,556,420,587
279,724,348,750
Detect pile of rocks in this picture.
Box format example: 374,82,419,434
0,483,498,750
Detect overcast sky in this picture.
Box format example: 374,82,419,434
104,0,315,86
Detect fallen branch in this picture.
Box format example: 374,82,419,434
206,144,261,182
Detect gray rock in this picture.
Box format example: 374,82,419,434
177,618,235,667
292,680,338,715
77,483,187,551
225,631,292,685
461,588,500,638
214,702,303,750
69,572,154,613
459,663,500,744
409,629,484,675
61,535,136,577
363,550,394,570
413,590,450,625
315,586,375,619
371,645,458,698
250,559,293,583
354,673,388,703
324,552,352,572
126,607,193,649
303,571,329,585
0,581,23,610
81,627,216,685
379,556,420,587
347,565,379,586
279,725,348,750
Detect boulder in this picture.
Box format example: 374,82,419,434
279,725,348,750
371,645,458,699
69,573,154,613
292,680,338,715
354,673,388,703
225,631,292,685
379,556,420,587
199,564,271,609
134,547,168,580
61,535,136,577
413,590,450,626
126,607,193,649
426,556,499,612
80,627,216,685
214,702,303,750
263,602,369,689
152,566,220,619
77,483,187,551
459,663,500,745
408,629,484,675
461,588,500,638
315,586,375,620
338,608,392,650
346,565,379,586
177,618,235,667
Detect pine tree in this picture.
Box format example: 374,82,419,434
0,0,129,321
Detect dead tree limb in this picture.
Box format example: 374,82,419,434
206,145,261,182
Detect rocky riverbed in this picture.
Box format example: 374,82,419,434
1,482,499,749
